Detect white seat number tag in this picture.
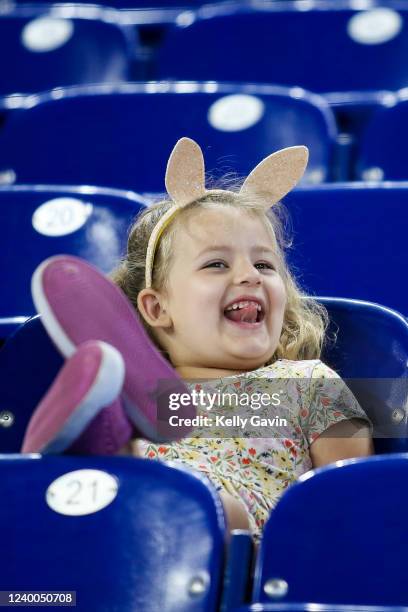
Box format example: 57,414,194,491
46,469,118,516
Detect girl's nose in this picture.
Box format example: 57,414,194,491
234,262,262,285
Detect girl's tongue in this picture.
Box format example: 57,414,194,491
225,304,259,324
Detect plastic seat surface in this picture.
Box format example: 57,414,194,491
0,185,146,322
253,454,408,606
0,317,29,342
155,2,408,99
357,98,408,180
0,83,336,192
0,316,63,452
0,454,226,611
0,7,133,96
283,183,408,316
319,298,408,454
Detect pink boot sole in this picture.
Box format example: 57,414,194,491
32,255,195,442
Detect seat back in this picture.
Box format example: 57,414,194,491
0,316,63,452
253,455,408,606
0,454,226,611
320,298,408,454
0,7,133,96
0,185,145,326
358,98,408,180
0,83,336,192
0,317,29,344
284,184,408,316
156,4,408,97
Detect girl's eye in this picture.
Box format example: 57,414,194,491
204,261,227,268
204,261,275,270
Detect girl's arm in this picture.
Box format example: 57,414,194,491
309,418,374,468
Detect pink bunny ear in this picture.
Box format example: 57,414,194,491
240,146,309,207
165,137,207,206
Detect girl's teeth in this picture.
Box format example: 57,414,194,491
225,300,262,311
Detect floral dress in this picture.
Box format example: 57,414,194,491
136,359,370,541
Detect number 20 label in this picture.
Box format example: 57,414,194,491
46,469,118,516
32,198,93,237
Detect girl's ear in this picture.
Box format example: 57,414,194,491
137,288,172,329
240,146,308,206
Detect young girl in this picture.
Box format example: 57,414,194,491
22,138,373,541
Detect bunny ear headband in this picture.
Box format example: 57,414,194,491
145,137,308,288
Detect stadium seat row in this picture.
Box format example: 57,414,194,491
4,2,408,180
0,84,337,188
2,83,408,185
5,1,408,99
2,451,408,609
1,181,407,332
150,0,408,100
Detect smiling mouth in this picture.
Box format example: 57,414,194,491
224,303,265,325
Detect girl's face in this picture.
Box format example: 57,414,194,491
159,206,287,377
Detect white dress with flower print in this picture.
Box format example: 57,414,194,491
137,359,370,541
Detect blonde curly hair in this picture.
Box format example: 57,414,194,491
112,188,328,365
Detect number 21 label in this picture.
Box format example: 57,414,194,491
46,469,118,516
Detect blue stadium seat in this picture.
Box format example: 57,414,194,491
221,529,254,610
0,316,63,452
0,6,134,97
0,83,337,192
319,298,408,454
0,185,146,326
0,317,29,344
155,2,408,101
252,454,408,607
0,454,226,611
357,97,408,180
284,183,408,316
